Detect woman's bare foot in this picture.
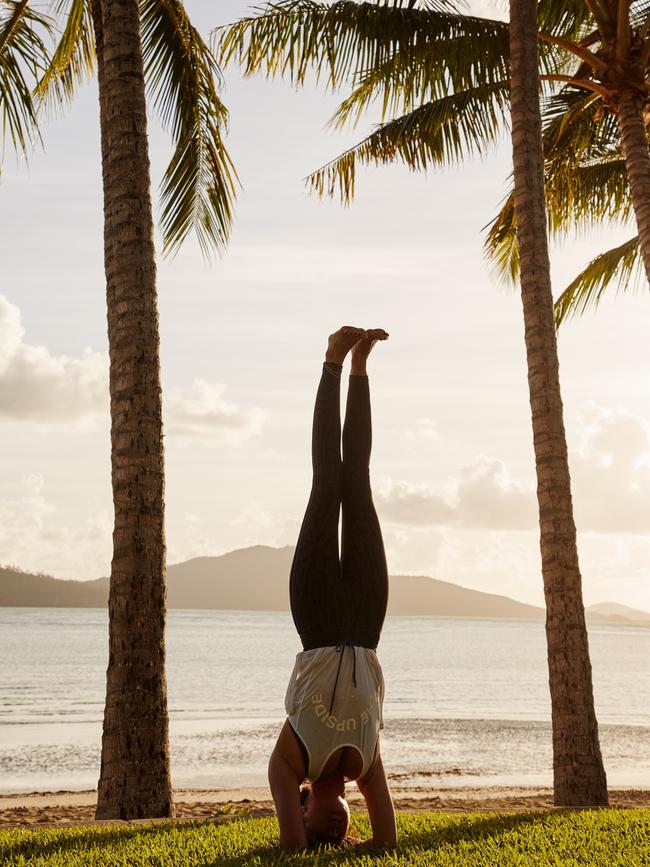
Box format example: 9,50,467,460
325,326,368,364
351,328,388,375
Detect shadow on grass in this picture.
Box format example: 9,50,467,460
206,812,555,866
395,811,550,853
0,819,205,863
1,811,560,866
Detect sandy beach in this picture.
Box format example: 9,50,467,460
1,786,649,830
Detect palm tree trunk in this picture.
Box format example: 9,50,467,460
617,88,650,285
508,0,608,807
93,0,174,820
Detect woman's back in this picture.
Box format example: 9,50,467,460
285,645,385,783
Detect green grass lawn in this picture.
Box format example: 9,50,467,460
1,810,649,866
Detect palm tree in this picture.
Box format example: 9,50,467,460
508,0,608,806
89,0,173,819
215,0,608,805
0,0,53,161
37,0,238,819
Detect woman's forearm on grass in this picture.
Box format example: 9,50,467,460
357,752,397,847
268,751,308,850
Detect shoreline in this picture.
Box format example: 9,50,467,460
2,786,649,829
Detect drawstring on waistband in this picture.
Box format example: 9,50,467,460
328,641,358,716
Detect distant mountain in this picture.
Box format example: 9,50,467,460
1,546,649,627
0,567,108,608
588,602,650,623
167,546,293,611
386,573,543,620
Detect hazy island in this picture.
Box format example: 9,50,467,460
1,545,649,627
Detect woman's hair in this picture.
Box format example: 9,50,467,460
300,783,350,848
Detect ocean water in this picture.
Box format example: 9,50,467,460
0,608,649,793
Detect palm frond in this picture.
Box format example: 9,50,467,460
630,0,650,28
214,0,501,92
542,86,619,168
537,0,594,39
485,153,630,282
309,81,509,202
216,0,570,119
141,0,238,257
547,155,630,229
554,236,641,326
0,0,53,157
36,0,95,113
483,192,519,283
329,14,515,129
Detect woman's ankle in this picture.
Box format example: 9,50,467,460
350,365,367,376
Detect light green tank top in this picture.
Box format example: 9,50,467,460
284,644,385,782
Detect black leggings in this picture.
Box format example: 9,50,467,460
289,362,389,651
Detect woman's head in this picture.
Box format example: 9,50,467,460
300,783,350,846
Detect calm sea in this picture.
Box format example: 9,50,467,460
1,608,649,793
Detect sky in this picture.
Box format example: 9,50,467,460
1,0,649,610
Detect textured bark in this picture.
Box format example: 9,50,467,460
509,0,608,807
93,0,174,820
617,88,650,285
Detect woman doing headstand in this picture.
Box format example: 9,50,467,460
269,326,396,850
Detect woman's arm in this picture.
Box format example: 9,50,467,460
356,747,397,848
268,726,308,851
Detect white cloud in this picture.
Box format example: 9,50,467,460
0,296,266,440
381,522,650,611
373,404,650,608
403,417,441,442
228,503,299,547
0,475,111,579
376,457,536,530
165,378,265,442
578,533,650,607
571,404,650,534
376,480,454,526
453,457,537,530
377,404,650,535
0,295,107,421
